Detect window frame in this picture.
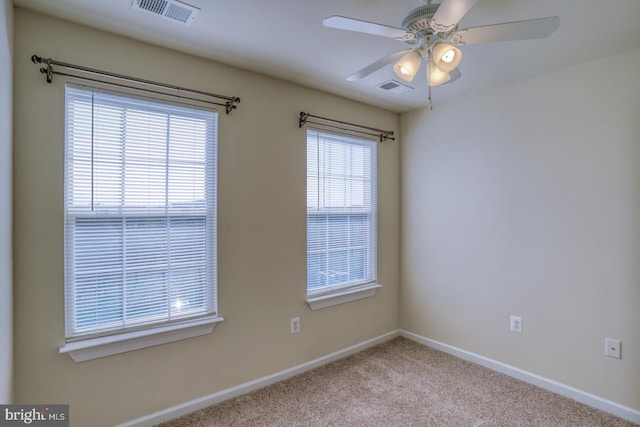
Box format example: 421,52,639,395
304,129,382,310
60,82,223,361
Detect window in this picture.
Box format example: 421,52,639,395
306,130,380,309
64,85,218,344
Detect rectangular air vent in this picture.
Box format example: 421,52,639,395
132,0,200,25
377,80,413,94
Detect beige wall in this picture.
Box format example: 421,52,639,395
12,8,400,426
401,48,640,410
0,0,13,405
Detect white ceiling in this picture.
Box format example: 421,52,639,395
12,0,640,113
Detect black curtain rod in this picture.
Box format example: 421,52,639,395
31,55,241,114
303,120,384,140
299,112,394,142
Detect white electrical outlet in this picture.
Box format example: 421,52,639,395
605,338,621,359
510,315,523,333
290,317,301,334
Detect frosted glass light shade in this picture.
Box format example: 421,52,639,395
427,59,451,86
432,43,462,72
393,50,423,82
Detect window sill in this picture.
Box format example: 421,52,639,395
59,316,224,362
305,283,382,311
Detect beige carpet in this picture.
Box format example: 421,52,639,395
157,337,637,426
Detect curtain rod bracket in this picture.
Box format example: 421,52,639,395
299,112,310,128
225,97,241,114
33,55,53,83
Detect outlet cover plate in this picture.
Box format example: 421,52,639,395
605,338,621,359
510,315,523,333
290,317,301,334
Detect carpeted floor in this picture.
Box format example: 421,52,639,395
157,337,638,426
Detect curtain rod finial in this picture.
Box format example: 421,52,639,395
225,97,241,114
31,55,42,64
299,112,309,128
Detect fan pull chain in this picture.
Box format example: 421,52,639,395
427,37,433,110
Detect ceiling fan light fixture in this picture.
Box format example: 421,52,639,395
393,49,423,82
322,0,560,108
432,43,462,72
427,59,451,86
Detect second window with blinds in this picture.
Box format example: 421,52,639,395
306,129,381,310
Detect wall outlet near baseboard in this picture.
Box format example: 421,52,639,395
510,315,523,333
605,338,621,359
290,317,301,334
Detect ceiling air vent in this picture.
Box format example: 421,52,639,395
377,80,413,94
132,0,200,25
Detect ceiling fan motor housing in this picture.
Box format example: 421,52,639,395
402,4,456,41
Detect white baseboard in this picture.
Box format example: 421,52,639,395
400,330,640,425
117,330,401,427
118,329,640,426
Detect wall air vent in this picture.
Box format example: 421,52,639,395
377,80,413,94
132,0,200,25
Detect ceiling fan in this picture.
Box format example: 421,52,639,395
323,0,559,107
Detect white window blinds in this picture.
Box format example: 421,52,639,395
64,85,217,339
306,129,377,294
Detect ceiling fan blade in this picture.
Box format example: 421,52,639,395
431,0,479,32
452,16,560,45
443,68,462,85
323,16,413,40
346,49,411,81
